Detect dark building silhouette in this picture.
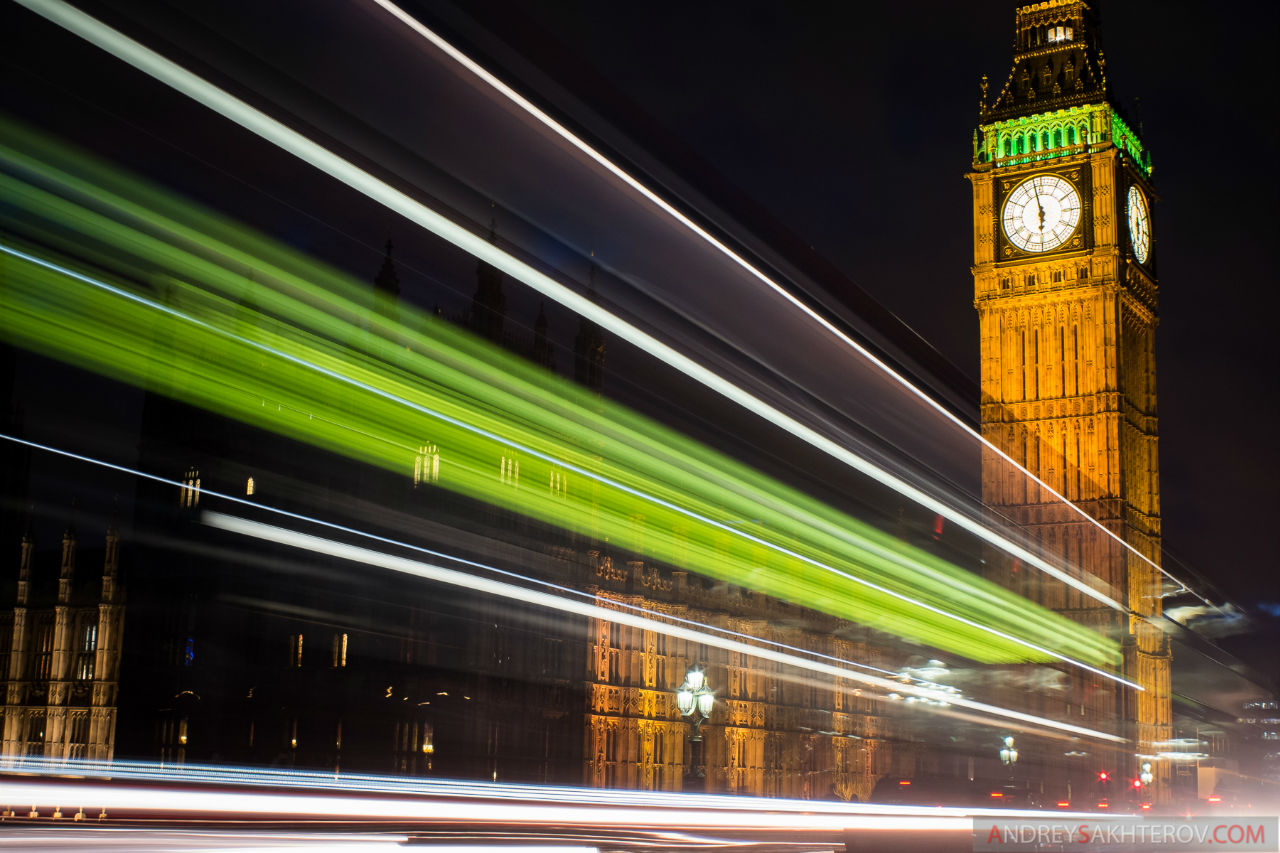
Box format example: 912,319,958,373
374,240,402,301
373,240,402,324
532,302,554,371
573,268,606,393
470,222,506,345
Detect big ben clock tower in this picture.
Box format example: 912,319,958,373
969,1,1171,798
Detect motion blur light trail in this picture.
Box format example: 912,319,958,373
13,0,1145,620
0,432,1131,737
0,757,1100,817
370,0,1198,608
0,774,966,830
0,831,419,853
206,511,1123,742
0,238,1111,670
0,434,1126,743
0,759,1103,827
0,127,1121,675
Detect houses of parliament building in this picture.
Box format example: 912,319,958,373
2,0,1174,805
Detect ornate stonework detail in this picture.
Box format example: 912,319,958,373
584,584,897,797
1,530,122,762
592,552,627,582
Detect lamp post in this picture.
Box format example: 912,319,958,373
676,666,714,782
1000,735,1019,768
1000,735,1019,792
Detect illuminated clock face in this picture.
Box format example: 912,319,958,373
1002,174,1082,253
1127,185,1150,264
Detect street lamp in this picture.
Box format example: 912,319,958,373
1000,736,1019,767
677,666,714,781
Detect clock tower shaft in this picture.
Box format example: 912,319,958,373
969,0,1171,800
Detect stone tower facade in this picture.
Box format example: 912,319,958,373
968,0,1171,799
1,528,124,762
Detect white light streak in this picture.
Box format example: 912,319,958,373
0,777,970,831
206,510,1125,742
0,432,1137,719
0,831,413,853
0,756,1114,822
15,0,1143,621
370,0,1203,607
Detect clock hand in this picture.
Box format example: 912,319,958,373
1033,181,1047,230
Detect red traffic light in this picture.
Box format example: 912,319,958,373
1098,771,1109,781
1132,778,1143,789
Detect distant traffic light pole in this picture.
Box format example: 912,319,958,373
677,666,715,784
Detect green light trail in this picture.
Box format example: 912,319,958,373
0,119,1120,671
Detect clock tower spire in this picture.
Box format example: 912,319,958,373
969,0,1171,801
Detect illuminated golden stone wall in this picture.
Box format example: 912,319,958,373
583,553,892,800
1,529,123,762
970,138,1172,797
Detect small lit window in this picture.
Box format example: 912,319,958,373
290,633,303,668
332,632,348,668
246,477,255,496
414,444,440,486
76,622,98,680
179,467,201,507
500,454,519,486
549,469,567,498
178,717,188,746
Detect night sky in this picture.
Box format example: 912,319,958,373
2,1,1277,662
